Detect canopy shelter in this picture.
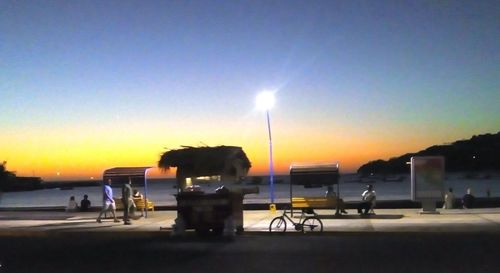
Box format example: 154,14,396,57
289,163,340,213
102,167,152,218
158,146,251,191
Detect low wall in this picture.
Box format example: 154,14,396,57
1,197,499,212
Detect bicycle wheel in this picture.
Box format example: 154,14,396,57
269,216,287,233
301,217,323,233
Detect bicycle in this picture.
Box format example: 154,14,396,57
269,208,323,233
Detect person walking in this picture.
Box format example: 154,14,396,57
121,178,135,225
96,179,120,223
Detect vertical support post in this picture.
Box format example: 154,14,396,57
144,169,149,218
266,110,275,204
290,170,293,217
335,178,341,216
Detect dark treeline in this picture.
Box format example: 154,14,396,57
357,132,500,175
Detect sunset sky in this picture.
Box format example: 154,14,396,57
1,1,499,180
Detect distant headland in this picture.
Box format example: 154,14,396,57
0,161,43,192
357,132,500,175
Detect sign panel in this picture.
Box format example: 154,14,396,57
411,156,445,201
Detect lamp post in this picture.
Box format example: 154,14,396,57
256,91,276,206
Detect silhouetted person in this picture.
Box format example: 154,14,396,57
443,188,455,209
96,179,120,223
325,185,347,214
121,178,135,225
80,194,91,212
357,184,376,215
462,188,475,209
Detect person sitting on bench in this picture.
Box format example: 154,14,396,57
325,186,348,214
357,184,376,215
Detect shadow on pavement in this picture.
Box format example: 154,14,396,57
317,214,404,220
0,215,73,221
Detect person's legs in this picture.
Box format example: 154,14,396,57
97,203,111,222
123,201,132,224
358,202,369,214
363,203,370,214
340,199,347,214
357,202,366,214
110,203,119,222
123,200,129,223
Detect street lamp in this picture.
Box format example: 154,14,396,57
256,91,276,206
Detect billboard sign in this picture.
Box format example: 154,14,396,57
411,156,445,201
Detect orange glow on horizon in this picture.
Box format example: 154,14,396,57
1,120,466,180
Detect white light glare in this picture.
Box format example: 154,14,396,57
256,91,276,111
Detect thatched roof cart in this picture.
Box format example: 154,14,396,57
158,146,254,235
158,145,251,191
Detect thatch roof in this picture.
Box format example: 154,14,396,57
158,146,251,178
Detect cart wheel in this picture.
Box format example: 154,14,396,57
301,217,323,233
269,216,287,233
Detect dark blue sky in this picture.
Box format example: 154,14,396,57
1,0,499,178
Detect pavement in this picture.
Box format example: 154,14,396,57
1,207,500,235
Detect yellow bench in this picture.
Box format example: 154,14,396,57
133,197,154,213
292,197,335,209
113,197,155,213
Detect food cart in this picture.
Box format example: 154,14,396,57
159,146,256,235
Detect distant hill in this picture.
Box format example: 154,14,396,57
1,161,43,192
357,132,500,175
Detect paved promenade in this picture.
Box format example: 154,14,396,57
1,208,499,235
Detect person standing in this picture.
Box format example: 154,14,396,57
121,178,135,225
96,179,120,223
442,187,455,209
80,194,91,212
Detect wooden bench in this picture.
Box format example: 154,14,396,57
133,197,154,215
292,197,335,209
292,197,376,215
113,197,155,214
291,197,337,215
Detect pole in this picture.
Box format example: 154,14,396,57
144,169,149,218
266,110,275,204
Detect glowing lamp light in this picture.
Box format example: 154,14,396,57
256,91,275,111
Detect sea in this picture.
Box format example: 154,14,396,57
1,173,499,208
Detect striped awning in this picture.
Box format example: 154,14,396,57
103,167,152,179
